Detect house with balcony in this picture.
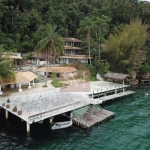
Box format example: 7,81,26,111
56,37,90,64
31,37,91,65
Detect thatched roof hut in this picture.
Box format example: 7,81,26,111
104,73,132,81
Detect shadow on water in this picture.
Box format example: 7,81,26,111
0,108,91,149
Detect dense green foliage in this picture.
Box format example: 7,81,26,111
138,64,150,75
0,0,150,53
104,19,149,73
0,0,150,74
0,45,16,84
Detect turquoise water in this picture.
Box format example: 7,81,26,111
0,86,150,150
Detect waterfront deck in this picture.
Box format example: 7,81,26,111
0,89,91,124
90,91,135,104
72,108,115,128
0,81,135,134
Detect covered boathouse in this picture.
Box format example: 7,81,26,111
0,88,115,135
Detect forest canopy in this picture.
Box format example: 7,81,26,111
0,0,150,74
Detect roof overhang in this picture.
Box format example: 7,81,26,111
58,55,93,59
61,37,83,43
36,66,77,73
65,46,82,50
2,71,38,84
2,55,22,59
104,72,132,80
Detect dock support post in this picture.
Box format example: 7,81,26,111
92,90,94,98
5,110,8,119
122,80,124,92
49,117,53,124
0,84,3,95
26,122,30,136
115,86,117,94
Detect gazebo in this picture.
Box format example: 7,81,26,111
0,71,38,95
104,72,132,91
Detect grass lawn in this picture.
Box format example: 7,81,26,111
51,79,68,88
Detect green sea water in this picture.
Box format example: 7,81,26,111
0,86,150,150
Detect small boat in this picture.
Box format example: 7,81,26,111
51,112,73,130
51,120,73,130
145,93,148,96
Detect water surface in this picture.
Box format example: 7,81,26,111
0,86,150,150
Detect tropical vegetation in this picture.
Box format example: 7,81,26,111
35,24,64,86
0,0,150,75
0,45,16,84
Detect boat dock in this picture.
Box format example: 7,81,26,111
90,91,135,104
0,89,92,135
0,81,135,135
71,105,115,129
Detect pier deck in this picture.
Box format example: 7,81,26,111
72,109,115,128
91,91,135,104
0,89,91,124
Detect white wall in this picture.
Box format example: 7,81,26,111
60,72,77,78
79,59,88,64
31,59,49,65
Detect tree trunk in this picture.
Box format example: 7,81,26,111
88,30,92,65
98,43,100,62
45,53,48,86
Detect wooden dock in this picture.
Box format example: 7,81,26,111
72,108,115,128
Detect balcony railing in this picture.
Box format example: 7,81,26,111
63,53,86,56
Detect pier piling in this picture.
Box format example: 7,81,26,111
26,122,30,136
5,110,8,119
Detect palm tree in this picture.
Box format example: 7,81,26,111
77,17,97,65
35,24,64,86
0,45,16,84
93,16,111,62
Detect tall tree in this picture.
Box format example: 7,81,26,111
0,45,16,84
104,19,149,73
93,15,111,61
35,24,64,86
77,17,97,65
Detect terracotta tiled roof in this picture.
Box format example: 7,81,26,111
61,37,83,43
36,66,77,73
58,55,92,59
3,71,38,84
2,55,22,59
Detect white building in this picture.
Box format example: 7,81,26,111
56,37,90,64
31,37,91,65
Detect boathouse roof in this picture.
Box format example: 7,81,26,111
0,89,91,124
104,73,131,80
